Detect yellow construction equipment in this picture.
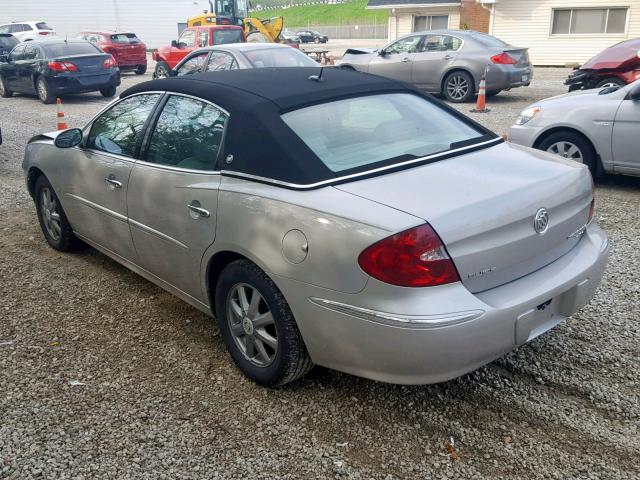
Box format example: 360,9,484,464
187,0,284,43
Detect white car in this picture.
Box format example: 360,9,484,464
0,21,55,42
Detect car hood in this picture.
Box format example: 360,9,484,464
336,142,593,293
533,84,627,107
582,40,640,70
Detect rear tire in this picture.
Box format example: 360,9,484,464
314,37,320,44
215,259,313,387
442,70,474,103
594,77,625,89
0,75,12,97
36,77,55,104
100,86,116,98
135,64,147,75
537,130,599,177
34,176,84,252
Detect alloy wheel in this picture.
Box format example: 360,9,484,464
155,65,169,79
546,141,583,163
37,79,48,101
0,78,5,96
446,75,469,101
226,283,278,367
40,187,61,241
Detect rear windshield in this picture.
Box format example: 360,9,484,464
472,32,509,48
36,22,52,30
282,93,485,173
0,35,18,48
42,42,101,57
110,33,140,44
213,29,243,45
243,47,317,68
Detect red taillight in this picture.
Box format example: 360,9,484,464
491,52,517,65
103,56,116,69
48,61,78,72
358,224,460,288
101,46,114,54
38,31,50,36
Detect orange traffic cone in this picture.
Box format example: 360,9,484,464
470,72,490,113
56,98,68,130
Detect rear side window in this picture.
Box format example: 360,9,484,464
0,36,18,49
199,30,209,47
110,33,140,44
9,24,24,33
43,42,101,57
213,29,243,45
36,22,52,30
205,51,237,71
87,94,161,157
282,93,483,173
145,95,228,171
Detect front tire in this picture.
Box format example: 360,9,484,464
153,61,171,79
595,77,625,89
537,130,599,177
442,70,474,103
0,75,12,97
36,77,55,104
314,37,320,44
34,176,84,251
215,259,313,387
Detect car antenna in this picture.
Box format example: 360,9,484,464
308,66,324,83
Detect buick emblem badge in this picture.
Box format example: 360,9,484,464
533,208,549,235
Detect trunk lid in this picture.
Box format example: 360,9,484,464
504,48,530,67
52,53,110,73
336,142,593,293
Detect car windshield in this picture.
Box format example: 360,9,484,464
282,93,485,173
110,33,140,44
36,22,52,30
243,47,317,68
42,42,101,57
213,29,243,44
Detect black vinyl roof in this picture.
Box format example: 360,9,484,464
121,68,498,188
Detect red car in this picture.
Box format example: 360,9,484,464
78,31,147,75
566,38,640,91
152,25,245,78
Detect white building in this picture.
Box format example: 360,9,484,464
0,0,216,49
368,0,640,65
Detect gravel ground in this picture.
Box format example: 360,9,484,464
1,67,639,479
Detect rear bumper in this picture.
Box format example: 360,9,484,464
484,65,533,92
275,223,608,384
114,56,147,68
565,69,596,91
48,71,121,94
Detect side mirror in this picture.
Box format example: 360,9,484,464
0,54,8,63
54,128,83,149
171,40,178,48
628,82,640,101
378,49,386,56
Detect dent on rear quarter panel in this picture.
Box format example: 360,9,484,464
209,177,423,294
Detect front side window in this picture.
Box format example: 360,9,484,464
177,52,208,76
243,47,317,67
23,45,40,60
385,35,422,55
178,30,196,48
145,95,228,171
199,30,209,47
552,8,628,34
87,94,160,157
213,29,243,45
8,44,26,61
206,51,238,71
0,26,9,34
282,93,484,173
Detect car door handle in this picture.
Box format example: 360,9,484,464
401,58,411,63
187,203,210,218
444,54,453,60
104,177,122,189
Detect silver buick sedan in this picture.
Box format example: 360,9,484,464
22,68,608,387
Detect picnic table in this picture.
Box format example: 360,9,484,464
302,48,330,64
